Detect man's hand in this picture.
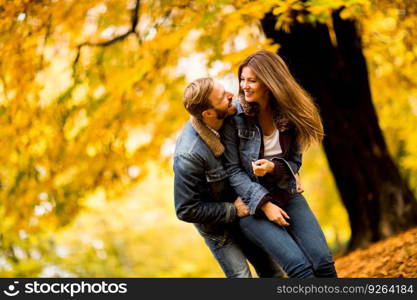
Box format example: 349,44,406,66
252,159,275,177
261,202,290,226
295,173,304,193
234,197,249,217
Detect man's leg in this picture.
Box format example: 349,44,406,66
247,251,287,278
204,236,252,278
229,225,287,278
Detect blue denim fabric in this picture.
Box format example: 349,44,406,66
204,238,252,278
174,120,285,278
203,224,285,278
174,121,237,231
239,194,337,278
221,102,302,215
221,101,337,278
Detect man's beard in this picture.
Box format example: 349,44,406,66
214,108,229,120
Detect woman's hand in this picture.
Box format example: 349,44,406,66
252,159,274,177
260,202,290,226
295,173,304,193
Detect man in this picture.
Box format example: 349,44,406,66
173,77,285,278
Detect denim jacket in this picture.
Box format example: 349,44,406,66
221,101,302,215
173,120,237,244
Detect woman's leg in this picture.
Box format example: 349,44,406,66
239,215,316,278
284,193,338,278
229,224,287,278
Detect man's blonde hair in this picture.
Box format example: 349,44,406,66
183,77,214,119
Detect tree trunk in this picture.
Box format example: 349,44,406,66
261,10,417,251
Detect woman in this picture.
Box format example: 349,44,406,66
222,50,337,278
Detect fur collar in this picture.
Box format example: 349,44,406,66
191,117,225,157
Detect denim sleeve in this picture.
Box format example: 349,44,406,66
222,119,269,215
265,151,302,183
173,153,236,224
268,132,303,179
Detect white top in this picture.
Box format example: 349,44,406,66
263,128,282,159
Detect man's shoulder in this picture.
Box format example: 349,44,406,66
174,121,209,160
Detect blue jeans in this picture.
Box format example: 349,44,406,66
204,225,286,278
239,193,337,278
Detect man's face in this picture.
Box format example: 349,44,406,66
208,81,236,120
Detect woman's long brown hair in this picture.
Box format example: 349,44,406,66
238,50,324,151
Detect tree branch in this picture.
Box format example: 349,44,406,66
72,0,141,79
39,14,52,70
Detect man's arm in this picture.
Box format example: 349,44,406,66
173,153,237,224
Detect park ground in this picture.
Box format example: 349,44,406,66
336,227,417,278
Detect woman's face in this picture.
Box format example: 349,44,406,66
240,66,269,104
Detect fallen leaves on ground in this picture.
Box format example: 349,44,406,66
335,227,417,278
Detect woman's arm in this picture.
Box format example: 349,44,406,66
259,130,303,194
284,137,303,174
222,118,270,215
265,130,303,181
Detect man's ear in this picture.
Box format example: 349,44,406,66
201,108,215,119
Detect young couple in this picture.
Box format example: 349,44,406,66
173,50,338,278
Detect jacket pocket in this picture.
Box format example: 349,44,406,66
205,167,229,202
200,231,228,247
237,128,256,139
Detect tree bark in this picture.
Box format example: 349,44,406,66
261,10,417,251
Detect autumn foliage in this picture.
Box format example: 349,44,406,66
0,0,416,277
336,227,417,278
